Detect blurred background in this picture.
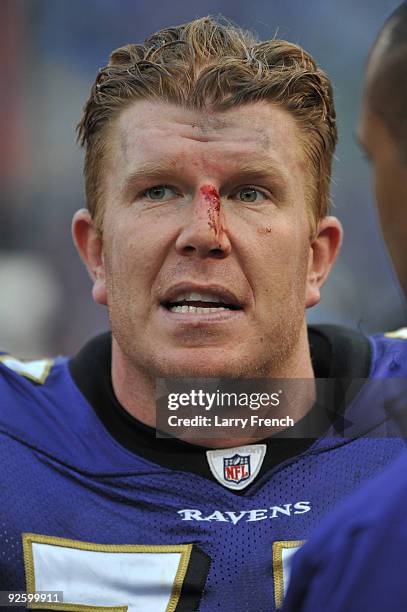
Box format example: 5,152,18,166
1,0,406,357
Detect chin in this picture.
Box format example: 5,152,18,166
156,358,239,379
149,348,271,379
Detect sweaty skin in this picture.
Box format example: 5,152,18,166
199,184,222,241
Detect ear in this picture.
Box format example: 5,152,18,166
305,216,343,309
72,209,107,306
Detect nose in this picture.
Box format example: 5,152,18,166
175,185,232,259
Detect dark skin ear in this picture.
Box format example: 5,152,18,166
72,209,107,305
305,216,343,309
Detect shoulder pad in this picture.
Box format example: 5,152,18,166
0,354,54,384
384,328,407,340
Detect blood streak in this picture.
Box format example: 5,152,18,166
199,184,222,239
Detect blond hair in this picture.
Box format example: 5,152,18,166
77,16,337,230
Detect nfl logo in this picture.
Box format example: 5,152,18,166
223,454,251,484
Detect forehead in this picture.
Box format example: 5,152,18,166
108,99,307,179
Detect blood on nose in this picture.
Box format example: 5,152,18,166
198,184,222,240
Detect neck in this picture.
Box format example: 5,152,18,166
111,323,316,448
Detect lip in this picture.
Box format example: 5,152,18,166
158,282,246,327
159,282,244,311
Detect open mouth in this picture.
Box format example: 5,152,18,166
162,291,242,314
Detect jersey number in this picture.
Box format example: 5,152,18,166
23,533,210,612
273,540,304,609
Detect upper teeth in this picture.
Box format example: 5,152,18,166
172,292,222,303
170,305,227,313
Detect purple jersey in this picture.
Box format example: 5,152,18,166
283,446,407,612
0,326,406,611
282,328,407,612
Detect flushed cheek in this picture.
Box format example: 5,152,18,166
107,209,168,265
249,233,309,298
253,217,307,253
104,234,152,307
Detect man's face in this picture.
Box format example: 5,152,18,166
93,100,323,378
358,100,407,298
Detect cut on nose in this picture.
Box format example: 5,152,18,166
175,185,231,258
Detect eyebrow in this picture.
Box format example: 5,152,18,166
122,162,179,195
121,158,289,196
222,161,289,191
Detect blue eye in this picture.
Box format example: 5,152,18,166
144,186,175,200
236,187,266,203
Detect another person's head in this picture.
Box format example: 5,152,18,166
359,2,407,298
73,17,342,379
